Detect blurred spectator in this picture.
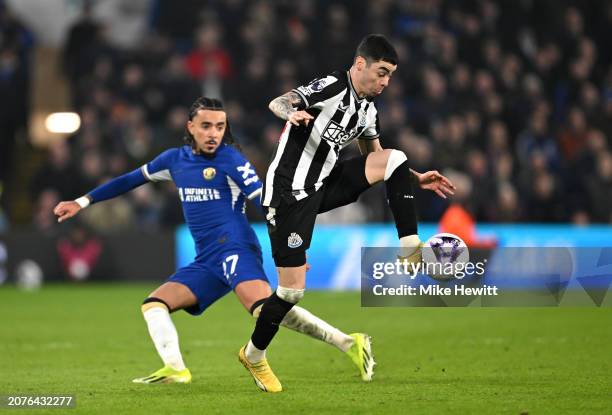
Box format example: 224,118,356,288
130,185,162,229
490,182,522,222
438,170,497,248
33,189,61,234
62,1,106,102
526,172,566,222
0,47,26,190
0,198,7,232
557,107,589,162
585,152,612,223
516,113,560,171
31,140,83,201
56,222,103,281
0,1,32,205
158,54,201,112
80,191,134,234
184,24,232,91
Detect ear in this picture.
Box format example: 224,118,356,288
354,56,367,70
187,120,195,135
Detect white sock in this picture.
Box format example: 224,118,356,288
143,306,186,371
399,234,421,256
281,306,354,352
245,339,266,363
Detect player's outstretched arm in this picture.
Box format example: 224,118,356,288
269,91,313,126
53,168,148,223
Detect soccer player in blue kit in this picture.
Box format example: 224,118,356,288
53,97,372,385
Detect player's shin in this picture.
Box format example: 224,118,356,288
251,300,353,351
282,306,354,352
141,298,186,371
385,150,420,255
245,287,303,363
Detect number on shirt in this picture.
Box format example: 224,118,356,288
222,254,239,281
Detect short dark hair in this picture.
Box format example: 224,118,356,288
183,96,239,150
355,34,398,66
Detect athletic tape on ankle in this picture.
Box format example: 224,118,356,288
276,286,304,304
384,150,408,181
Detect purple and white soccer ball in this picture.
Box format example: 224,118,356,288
422,233,469,280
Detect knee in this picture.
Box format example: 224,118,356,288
384,149,407,181
250,286,304,319
255,291,297,326
276,286,305,304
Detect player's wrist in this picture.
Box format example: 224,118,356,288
74,195,91,209
285,108,297,120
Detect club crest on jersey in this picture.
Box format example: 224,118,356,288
203,167,216,180
358,110,367,127
287,232,303,248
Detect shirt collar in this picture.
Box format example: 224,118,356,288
346,70,365,103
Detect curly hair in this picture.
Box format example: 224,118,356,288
183,97,239,150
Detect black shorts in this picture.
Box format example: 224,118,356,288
265,155,371,267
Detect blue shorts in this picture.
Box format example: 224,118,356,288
168,246,269,316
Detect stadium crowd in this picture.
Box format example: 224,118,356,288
0,1,33,232
11,0,612,233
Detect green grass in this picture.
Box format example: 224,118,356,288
1,284,610,414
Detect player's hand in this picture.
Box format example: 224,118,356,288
53,201,82,223
414,170,456,199
288,110,314,126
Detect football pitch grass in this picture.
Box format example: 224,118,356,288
1,284,610,414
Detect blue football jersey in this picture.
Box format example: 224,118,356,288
141,144,262,259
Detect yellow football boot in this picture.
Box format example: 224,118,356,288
346,333,375,381
238,346,282,392
132,365,192,384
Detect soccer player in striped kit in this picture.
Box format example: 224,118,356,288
239,34,455,392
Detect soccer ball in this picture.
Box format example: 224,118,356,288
421,233,469,280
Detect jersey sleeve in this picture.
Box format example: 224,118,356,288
360,107,380,140
292,74,343,109
226,151,263,200
141,148,178,182
87,168,147,204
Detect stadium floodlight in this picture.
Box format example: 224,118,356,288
44,112,81,134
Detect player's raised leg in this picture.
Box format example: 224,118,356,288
365,148,423,262
132,282,195,384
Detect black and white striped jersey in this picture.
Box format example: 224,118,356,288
262,70,380,207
